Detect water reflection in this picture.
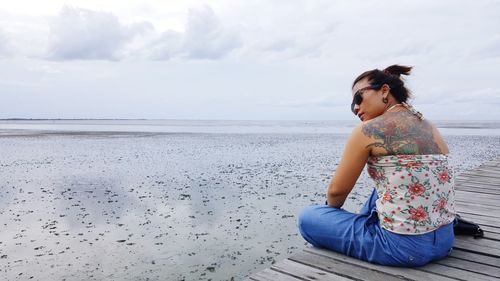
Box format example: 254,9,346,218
0,132,498,280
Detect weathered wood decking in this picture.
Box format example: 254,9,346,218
247,159,500,280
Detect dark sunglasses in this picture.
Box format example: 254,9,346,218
351,85,380,114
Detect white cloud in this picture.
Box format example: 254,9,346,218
45,5,242,61
232,2,338,61
143,30,183,60
182,5,242,59
0,29,8,57
146,5,242,60
255,28,331,60
47,6,149,60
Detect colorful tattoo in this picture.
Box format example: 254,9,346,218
362,112,441,154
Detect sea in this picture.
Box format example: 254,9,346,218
1,119,500,135
0,119,499,280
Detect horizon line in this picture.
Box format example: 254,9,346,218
2,118,500,122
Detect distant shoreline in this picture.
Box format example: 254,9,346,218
1,120,500,136
0,118,149,121
2,118,500,122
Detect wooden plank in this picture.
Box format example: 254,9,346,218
290,250,410,281
458,178,500,186
459,209,500,222
455,190,500,200
455,201,500,215
436,256,500,278
453,238,500,257
481,225,500,235
466,166,500,172
456,187,500,196
247,267,303,281
456,207,500,219
455,192,499,207
456,174,500,181
455,185,500,195
458,167,500,174
459,173,500,180
455,197,499,208
272,259,354,281
481,230,500,240
458,212,500,228
448,248,500,267
460,172,500,180
455,184,500,195
456,177,500,187
458,166,500,173
457,172,500,178
473,166,500,171
459,166,500,171
455,235,500,251
418,262,496,281
457,212,500,227
457,176,500,184
301,247,458,281
458,177,500,186
456,205,500,218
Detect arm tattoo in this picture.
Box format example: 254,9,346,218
362,112,441,155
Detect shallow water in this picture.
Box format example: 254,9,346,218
0,121,499,280
1,119,500,135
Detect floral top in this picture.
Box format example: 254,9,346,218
367,154,456,235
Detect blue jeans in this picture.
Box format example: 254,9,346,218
298,188,454,267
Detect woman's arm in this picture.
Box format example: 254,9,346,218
326,124,371,208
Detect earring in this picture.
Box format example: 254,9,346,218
382,97,388,104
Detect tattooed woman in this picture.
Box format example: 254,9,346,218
298,65,456,266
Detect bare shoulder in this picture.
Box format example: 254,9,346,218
344,122,371,149
361,111,444,155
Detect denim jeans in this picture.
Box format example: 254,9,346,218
298,188,454,267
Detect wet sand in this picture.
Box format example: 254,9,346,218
0,132,499,280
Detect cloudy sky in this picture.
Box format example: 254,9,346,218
1,0,499,120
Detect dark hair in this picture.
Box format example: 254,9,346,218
352,65,413,103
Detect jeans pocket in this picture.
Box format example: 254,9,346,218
388,233,432,267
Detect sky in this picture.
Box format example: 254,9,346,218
1,0,499,120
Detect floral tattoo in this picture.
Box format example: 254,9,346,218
362,112,441,154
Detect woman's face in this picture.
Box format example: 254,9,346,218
351,78,386,121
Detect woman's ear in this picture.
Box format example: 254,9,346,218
382,84,391,95
381,84,391,98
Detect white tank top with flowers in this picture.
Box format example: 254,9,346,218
367,154,456,235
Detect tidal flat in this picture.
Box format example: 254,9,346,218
0,131,499,280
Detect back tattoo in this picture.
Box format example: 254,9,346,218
362,112,441,155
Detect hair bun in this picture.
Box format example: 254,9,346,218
383,65,412,77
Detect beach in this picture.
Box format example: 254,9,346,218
1,120,499,280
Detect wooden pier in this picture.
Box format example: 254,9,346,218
247,159,500,280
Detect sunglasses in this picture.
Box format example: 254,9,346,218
351,85,380,114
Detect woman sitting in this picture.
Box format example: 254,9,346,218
298,65,456,267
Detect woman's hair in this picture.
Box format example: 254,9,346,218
352,65,413,103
